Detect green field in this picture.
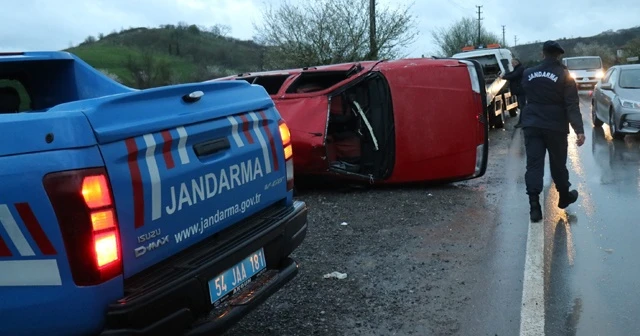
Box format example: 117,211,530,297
64,25,265,88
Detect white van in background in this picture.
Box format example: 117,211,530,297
562,56,604,89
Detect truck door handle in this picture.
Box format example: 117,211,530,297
193,138,230,157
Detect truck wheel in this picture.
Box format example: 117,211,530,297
504,94,517,118
493,109,505,129
509,102,518,118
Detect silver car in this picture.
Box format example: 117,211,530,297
591,64,640,140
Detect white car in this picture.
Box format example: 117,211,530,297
591,64,640,140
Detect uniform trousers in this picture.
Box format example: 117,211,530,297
523,127,571,196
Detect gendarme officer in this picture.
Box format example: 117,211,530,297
520,40,585,222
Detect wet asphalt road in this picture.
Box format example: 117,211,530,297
542,94,640,336
223,93,640,336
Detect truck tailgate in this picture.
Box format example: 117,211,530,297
84,81,290,277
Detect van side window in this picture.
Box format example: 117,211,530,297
0,79,31,113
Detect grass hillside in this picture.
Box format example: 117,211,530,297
65,23,266,88
511,26,640,67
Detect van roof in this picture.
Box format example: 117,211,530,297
563,56,602,60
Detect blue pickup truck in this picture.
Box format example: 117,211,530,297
0,51,308,335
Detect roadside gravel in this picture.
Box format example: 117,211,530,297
224,119,517,336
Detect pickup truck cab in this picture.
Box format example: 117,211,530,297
452,44,520,128
0,51,308,336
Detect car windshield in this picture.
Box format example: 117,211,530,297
619,69,640,89
565,58,602,70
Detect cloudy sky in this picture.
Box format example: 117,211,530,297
1,0,638,56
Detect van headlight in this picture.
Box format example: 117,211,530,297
570,72,578,79
596,70,604,78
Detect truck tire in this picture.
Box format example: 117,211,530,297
494,110,505,128
504,94,518,118
491,98,505,129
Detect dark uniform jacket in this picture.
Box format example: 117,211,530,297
502,63,525,95
520,58,584,135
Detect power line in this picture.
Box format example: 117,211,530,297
476,5,483,45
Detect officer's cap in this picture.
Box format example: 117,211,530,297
542,40,565,54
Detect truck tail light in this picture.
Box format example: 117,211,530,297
43,167,122,286
278,119,294,191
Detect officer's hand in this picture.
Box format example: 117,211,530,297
576,133,586,147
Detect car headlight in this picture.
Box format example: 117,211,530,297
570,72,577,78
620,99,640,109
596,70,604,78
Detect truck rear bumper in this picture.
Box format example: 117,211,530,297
100,200,308,336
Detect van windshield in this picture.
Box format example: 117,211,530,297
565,58,602,70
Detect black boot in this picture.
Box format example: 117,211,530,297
558,189,579,209
529,194,542,222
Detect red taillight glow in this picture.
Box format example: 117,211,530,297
82,175,112,209
278,119,295,191
90,209,116,231
43,167,122,286
94,231,119,268
279,121,293,161
81,174,120,270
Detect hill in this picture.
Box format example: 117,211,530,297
510,26,640,68
65,23,266,88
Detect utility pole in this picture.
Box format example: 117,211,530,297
369,0,377,60
514,35,518,46
476,5,483,45
502,25,506,46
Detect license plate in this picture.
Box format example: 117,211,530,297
208,248,267,304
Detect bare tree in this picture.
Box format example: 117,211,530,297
253,0,418,69
431,17,503,57
572,42,616,67
209,24,232,37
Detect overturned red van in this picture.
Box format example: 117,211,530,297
210,58,490,184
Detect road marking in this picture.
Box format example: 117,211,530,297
519,192,545,336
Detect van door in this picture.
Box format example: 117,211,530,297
373,59,489,183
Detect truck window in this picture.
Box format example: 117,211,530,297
0,78,31,112
464,55,501,84
0,59,128,112
500,59,510,71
